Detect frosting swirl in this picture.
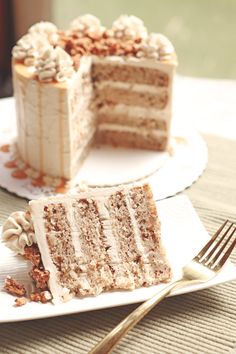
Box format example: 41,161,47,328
112,15,148,40
29,21,59,45
70,14,105,36
12,33,47,66
12,21,59,66
2,211,36,255
136,33,175,60
35,46,75,83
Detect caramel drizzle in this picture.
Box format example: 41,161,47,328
55,178,67,194
31,175,45,187
37,82,44,173
59,89,64,177
11,169,27,179
16,73,29,163
20,78,28,162
4,160,17,168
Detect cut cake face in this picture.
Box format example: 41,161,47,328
11,15,177,183
2,184,171,304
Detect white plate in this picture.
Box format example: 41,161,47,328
0,97,208,200
0,195,235,323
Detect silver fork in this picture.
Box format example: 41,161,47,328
89,220,236,354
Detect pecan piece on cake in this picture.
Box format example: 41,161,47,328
4,276,27,296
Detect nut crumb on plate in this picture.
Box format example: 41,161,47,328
14,297,28,307
4,276,27,296
30,290,52,303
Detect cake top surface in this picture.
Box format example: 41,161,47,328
12,14,177,84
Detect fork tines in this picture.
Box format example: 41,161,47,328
195,220,236,271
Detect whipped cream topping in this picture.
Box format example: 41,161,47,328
12,21,59,66
112,15,148,40
70,14,105,36
2,211,36,255
35,46,75,83
137,33,175,60
12,33,48,66
13,15,176,76
29,21,59,45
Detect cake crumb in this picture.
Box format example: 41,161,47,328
4,276,27,296
29,267,50,290
14,297,28,307
30,290,52,303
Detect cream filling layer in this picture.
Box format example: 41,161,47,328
92,55,177,71
95,197,121,263
98,123,168,137
98,103,171,121
125,194,148,262
66,199,83,258
95,80,168,94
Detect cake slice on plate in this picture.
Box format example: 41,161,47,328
2,184,171,303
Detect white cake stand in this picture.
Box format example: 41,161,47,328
0,98,207,200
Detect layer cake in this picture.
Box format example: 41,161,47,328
11,15,177,184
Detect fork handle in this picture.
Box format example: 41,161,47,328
89,279,184,354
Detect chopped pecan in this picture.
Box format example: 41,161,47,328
40,290,52,303
30,290,52,303
30,292,41,302
4,276,26,296
14,297,28,307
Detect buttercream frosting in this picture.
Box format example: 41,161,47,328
12,33,47,66
2,211,36,255
137,33,175,60
95,79,167,94
112,15,148,40
99,103,171,122
70,14,105,36
35,46,75,82
29,21,59,45
98,123,168,137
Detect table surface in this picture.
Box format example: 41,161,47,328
0,76,236,354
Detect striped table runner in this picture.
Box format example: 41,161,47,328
0,134,235,354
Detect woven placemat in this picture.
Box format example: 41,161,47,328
0,134,235,354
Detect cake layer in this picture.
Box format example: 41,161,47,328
96,128,168,151
29,184,171,303
92,61,169,87
97,111,168,131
